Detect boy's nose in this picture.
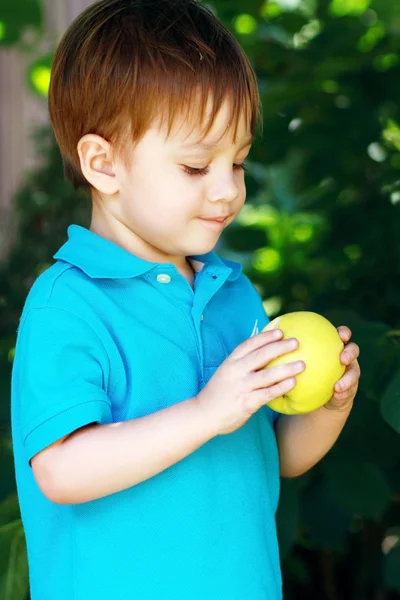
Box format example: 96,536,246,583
208,179,241,204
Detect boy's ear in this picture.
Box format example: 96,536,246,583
77,134,120,195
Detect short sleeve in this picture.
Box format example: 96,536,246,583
14,307,113,463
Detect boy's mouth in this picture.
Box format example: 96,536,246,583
197,216,229,228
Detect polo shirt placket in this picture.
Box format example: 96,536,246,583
149,259,237,388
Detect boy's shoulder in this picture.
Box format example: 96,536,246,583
21,260,93,322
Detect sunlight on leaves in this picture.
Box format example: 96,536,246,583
30,65,51,96
293,19,321,48
237,205,280,228
330,0,371,17
273,0,302,10
390,192,400,205
261,2,282,19
344,244,362,264
261,0,317,16
288,118,302,132
374,53,400,72
233,14,257,35
253,247,283,272
292,222,314,243
321,80,339,93
358,22,385,52
367,142,387,162
263,297,283,317
382,119,400,152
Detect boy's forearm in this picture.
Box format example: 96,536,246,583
43,397,215,504
275,401,353,478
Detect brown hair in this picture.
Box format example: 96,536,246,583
48,0,263,191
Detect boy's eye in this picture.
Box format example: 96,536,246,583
182,163,248,177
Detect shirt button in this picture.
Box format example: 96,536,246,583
200,314,204,321
156,274,172,284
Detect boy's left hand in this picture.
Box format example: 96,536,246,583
324,326,360,411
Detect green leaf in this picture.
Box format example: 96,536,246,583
0,0,42,47
0,494,20,527
0,496,28,600
381,369,400,434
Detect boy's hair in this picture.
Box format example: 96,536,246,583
48,0,263,191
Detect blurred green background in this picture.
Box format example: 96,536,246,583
1,0,400,598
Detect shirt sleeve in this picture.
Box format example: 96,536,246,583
14,306,113,464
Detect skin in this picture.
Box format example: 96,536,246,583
77,96,252,286
331,326,360,409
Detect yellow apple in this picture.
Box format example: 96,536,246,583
262,311,346,415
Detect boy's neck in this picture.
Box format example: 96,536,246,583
89,214,196,287
179,258,196,289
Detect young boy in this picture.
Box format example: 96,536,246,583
11,1,360,599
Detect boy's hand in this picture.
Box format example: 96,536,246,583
324,326,360,411
194,329,305,435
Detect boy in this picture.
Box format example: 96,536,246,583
11,1,360,599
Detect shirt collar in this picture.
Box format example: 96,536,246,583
53,225,242,281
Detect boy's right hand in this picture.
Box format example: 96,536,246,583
194,329,305,435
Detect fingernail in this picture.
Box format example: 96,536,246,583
273,329,283,338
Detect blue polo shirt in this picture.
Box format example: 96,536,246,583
11,224,282,600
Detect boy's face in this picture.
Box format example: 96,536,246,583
83,98,252,268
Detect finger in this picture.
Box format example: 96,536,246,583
335,382,359,401
340,343,360,365
245,338,299,372
252,360,306,390
232,328,284,360
333,383,358,402
335,366,359,392
338,326,352,343
335,363,360,392
249,376,298,410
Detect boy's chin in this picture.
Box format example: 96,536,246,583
186,238,220,257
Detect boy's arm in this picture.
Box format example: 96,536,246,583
33,396,214,504
17,307,213,504
275,325,360,478
275,400,353,477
